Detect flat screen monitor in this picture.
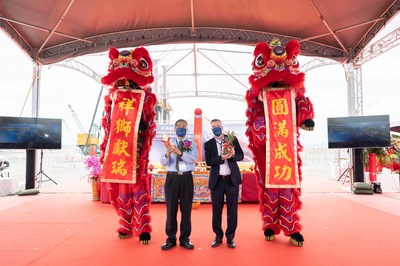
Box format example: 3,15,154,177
0,116,62,149
327,115,390,149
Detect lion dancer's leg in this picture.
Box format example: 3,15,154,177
107,175,152,245
253,144,282,241
108,183,135,238
260,187,281,240
278,188,304,246
131,173,152,244
131,132,153,244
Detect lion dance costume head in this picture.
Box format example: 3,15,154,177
101,47,154,88
249,39,304,90
245,39,314,247
100,47,157,245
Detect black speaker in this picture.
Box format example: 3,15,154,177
352,148,364,183
25,150,36,189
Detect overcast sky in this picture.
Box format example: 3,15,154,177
0,15,399,148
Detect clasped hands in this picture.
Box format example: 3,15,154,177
165,145,182,158
221,149,235,160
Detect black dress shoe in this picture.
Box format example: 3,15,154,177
211,238,223,247
227,240,236,248
180,241,194,250
161,242,176,250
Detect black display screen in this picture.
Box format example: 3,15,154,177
327,115,390,149
0,116,62,149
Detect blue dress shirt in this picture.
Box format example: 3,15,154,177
160,137,198,172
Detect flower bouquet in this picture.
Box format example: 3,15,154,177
161,134,175,149
84,155,101,201
222,130,236,155
84,155,101,181
161,135,192,153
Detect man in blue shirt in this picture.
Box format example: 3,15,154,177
160,119,198,250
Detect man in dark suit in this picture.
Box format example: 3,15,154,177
204,119,244,248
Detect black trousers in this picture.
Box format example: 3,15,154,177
164,172,194,244
210,176,239,241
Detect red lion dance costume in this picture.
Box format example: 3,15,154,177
100,47,157,244
245,39,314,247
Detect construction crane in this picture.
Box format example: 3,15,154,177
68,104,99,153
68,104,85,133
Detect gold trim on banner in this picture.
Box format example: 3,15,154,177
263,86,300,188
101,89,145,184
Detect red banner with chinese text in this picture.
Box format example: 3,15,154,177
263,87,300,188
101,89,145,184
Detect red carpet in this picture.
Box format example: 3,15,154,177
1,175,400,266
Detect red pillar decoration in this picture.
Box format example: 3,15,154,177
194,108,203,162
90,145,96,156
368,153,377,182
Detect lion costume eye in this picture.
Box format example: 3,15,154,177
255,54,264,67
292,56,298,65
140,59,149,69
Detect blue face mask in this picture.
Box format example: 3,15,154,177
212,127,222,137
176,127,187,137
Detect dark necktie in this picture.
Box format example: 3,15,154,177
176,140,184,171
217,140,223,155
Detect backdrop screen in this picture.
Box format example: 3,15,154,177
327,115,390,149
0,116,62,149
